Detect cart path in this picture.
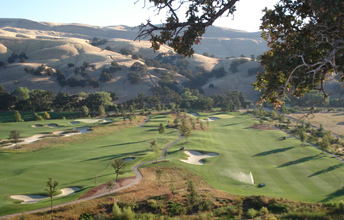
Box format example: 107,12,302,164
0,116,183,219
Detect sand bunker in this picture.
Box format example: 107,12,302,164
180,150,218,165
100,119,112,123
2,127,92,149
75,119,100,123
202,117,219,122
31,124,43,128
32,123,59,128
189,113,198,117
11,187,80,204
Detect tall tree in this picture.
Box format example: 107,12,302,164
158,123,166,135
45,177,59,213
81,105,89,117
254,0,344,106
137,0,238,56
180,119,192,142
43,111,50,120
98,105,105,116
111,159,126,182
121,110,127,121
14,111,22,122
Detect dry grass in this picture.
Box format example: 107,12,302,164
10,167,236,220
288,112,344,136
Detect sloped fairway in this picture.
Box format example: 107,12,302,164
0,115,179,215
163,112,344,203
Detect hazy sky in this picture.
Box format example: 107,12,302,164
0,0,279,32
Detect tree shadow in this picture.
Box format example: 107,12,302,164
320,187,344,202
81,150,148,162
278,155,322,168
223,123,240,127
98,140,149,148
308,163,344,177
253,147,294,157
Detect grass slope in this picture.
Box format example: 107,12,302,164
153,112,344,203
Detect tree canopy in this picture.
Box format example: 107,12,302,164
254,0,344,106
137,0,238,56
137,0,344,106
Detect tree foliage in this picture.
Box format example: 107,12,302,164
111,159,126,182
136,0,238,56
45,177,59,212
254,0,344,106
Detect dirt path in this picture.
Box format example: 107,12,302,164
0,116,184,219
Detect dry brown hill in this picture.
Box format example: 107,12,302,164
0,18,264,102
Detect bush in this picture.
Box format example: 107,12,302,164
268,203,289,214
127,72,141,84
167,201,186,215
246,208,258,219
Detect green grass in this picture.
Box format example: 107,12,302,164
148,112,344,203
1,112,344,216
0,111,81,122
0,114,178,215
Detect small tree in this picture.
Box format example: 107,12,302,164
185,180,198,208
158,123,165,135
111,159,126,182
319,135,330,153
81,105,89,117
271,110,278,120
9,130,20,148
106,179,115,195
150,138,158,149
155,168,163,187
14,111,23,122
180,119,192,142
299,130,308,145
45,177,59,213
173,118,179,127
98,105,105,116
154,145,160,162
43,111,50,120
122,110,127,121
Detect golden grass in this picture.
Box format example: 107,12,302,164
9,167,236,220
288,112,344,136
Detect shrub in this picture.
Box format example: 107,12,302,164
167,201,186,215
246,208,258,219
268,203,289,214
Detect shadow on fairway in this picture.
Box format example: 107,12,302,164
308,163,344,177
81,150,148,162
223,123,240,127
321,187,344,202
98,140,149,148
278,154,322,168
253,147,294,157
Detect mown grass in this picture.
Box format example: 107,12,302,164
0,114,179,215
0,111,81,123
2,112,344,216
145,112,344,203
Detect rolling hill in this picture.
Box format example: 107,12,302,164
0,18,266,102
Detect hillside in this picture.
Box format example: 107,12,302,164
0,18,264,102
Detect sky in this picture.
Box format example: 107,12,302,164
0,0,279,32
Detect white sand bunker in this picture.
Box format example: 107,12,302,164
180,150,218,165
11,187,80,204
202,117,219,122
69,121,80,125
100,119,112,123
75,119,100,123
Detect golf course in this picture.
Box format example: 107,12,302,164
1,112,344,216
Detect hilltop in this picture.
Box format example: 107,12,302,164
0,18,265,102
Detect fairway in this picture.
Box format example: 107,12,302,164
159,112,344,203
1,112,344,216
0,115,178,215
